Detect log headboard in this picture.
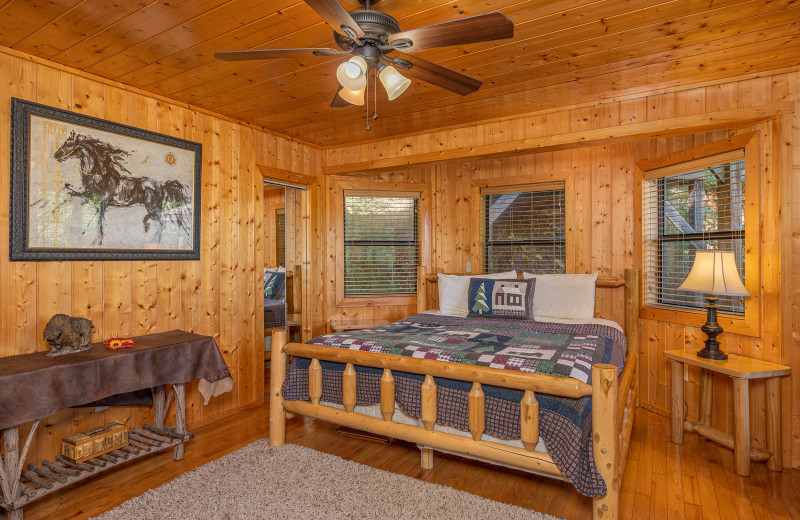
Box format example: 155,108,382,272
416,267,640,356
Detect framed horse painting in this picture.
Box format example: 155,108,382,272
9,98,202,261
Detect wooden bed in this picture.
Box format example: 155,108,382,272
269,268,639,520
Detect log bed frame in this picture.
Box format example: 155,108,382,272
269,267,640,520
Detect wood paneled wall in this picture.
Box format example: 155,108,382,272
0,49,321,467
263,186,284,268
319,70,799,467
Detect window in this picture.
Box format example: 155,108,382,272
482,182,566,274
275,209,285,268
642,150,746,315
343,191,419,296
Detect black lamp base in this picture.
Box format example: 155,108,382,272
696,296,727,360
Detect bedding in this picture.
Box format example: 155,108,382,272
437,271,517,316
521,272,598,319
282,313,627,496
264,267,287,329
264,298,286,329
467,278,535,319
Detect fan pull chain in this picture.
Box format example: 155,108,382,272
365,68,372,131
373,67,379,121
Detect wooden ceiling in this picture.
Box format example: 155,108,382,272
0,0,797,147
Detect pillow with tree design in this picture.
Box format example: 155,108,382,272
467,278,535,320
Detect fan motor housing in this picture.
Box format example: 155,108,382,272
334,9,401,49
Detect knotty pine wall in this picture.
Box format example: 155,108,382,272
320,70,799,467
263,186,285,268
0,49,322,467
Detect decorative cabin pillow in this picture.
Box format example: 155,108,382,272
521,272,598,319
437,270,518,317
264,271,286,300
467,278,535,320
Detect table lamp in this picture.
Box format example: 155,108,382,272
678,250,750,360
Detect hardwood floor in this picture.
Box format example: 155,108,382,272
19,401,800,520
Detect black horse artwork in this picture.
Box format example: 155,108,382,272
52,130,191,245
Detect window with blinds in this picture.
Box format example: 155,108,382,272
642,150,746,314
343,191,419,296
275,209,286,268
482,182,566,274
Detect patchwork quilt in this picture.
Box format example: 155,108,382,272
264,298,286,328
282,313,627,497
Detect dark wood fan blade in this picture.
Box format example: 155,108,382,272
214,48,337,61
304,0,365,38
388,12,513,53
331,87,350,107
400,56,482,96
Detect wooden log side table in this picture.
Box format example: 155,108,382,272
329,318,390,332
663,349,790,477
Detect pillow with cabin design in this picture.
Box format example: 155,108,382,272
467,278,535,320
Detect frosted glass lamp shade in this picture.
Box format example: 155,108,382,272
678,251,749,296
336,56,367,91
379,65,411,101
338,86,365,106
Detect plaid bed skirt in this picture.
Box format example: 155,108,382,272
282,359,606,496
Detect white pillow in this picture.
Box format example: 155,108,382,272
522,272,599,319
265,266,286,274
438,271,518,317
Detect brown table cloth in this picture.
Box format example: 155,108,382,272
0,330,232,431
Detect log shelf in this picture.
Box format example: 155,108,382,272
0,384,190,520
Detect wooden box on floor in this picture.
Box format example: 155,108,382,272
61,423,130,463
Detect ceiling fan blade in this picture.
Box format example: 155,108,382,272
388,12,513,53
304,0,365,38
400,56,482,96
214,48,338,61
331,87,350,107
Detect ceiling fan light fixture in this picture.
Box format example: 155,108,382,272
337,56,368,90
338,85,365,105
379,65,411,100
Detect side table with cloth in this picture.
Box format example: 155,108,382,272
0,330,233,519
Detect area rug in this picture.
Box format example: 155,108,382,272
92,440,558,520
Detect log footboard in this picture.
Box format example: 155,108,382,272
270,339,637,520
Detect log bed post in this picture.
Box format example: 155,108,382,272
593,364,620,520
417,266,428,313
270,328,288,447
623,268,640,409
420,375,437,469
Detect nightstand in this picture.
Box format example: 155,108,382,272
664,349,790,476
329,318,390,332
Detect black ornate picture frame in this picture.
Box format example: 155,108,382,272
10,98,202,261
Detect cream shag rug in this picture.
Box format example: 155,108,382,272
93,440,558,520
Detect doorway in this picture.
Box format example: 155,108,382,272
263,180,309,394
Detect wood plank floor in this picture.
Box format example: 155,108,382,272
18,401,800,520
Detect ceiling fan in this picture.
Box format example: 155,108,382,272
214,0,514,110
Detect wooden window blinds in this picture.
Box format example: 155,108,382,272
343,191,419,296
482,182,566,274
642,151,746,314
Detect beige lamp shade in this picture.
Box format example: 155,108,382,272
379,65,411,101
338,86,365,105
336,56,368,91
678,250,750,296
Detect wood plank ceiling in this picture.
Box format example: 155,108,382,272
0,0,797,147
